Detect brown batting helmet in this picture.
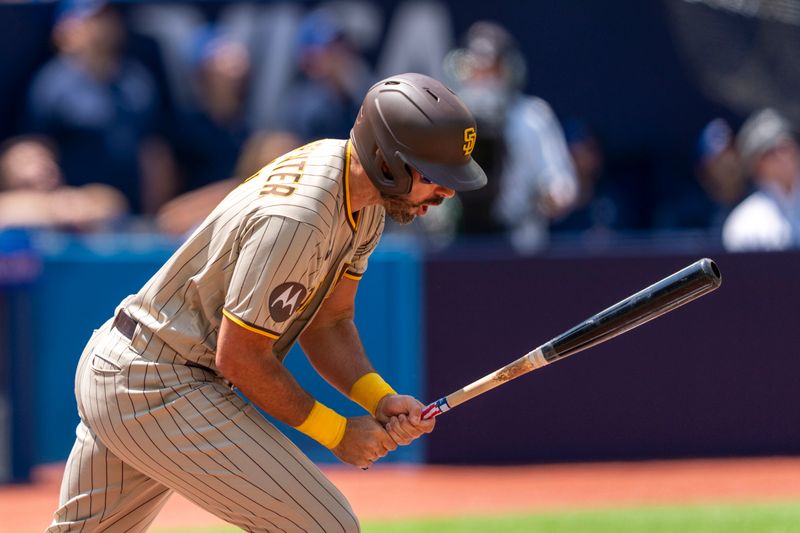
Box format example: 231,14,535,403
350,73,488,195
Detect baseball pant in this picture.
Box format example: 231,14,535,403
46,320,360,533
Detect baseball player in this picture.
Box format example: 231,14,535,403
46,73,487,533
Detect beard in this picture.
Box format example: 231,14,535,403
381,192,446,224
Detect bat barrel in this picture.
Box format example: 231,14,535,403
420,258,721,421
542,258,721,362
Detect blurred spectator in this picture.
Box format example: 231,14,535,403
445,21,577,253
694,118,748,231
170,26,252,194
550,120,638,238
276,8,372,142
0,136,127,230
23,0,177,215
723,109,800,251
655,118,748,236
156,131,301,236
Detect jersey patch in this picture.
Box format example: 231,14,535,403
269,282,308,322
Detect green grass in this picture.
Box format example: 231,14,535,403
157,501,800,533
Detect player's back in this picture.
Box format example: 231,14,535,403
124,139,353,366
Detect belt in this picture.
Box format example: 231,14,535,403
112,309,137,340
112,309,220,378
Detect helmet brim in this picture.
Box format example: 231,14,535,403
403,155,488,192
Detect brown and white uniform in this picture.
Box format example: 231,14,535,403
47,139,385,533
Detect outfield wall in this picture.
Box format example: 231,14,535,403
3,233,423,480
5,234,800,480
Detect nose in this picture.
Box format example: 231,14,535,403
437,185,456,198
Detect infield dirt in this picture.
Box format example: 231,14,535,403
4,457,800,532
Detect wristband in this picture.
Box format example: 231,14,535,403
294,401,347,449
350,372,397,416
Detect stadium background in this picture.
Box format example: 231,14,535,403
2,0,800,531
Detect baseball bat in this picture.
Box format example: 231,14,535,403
420,258,722,420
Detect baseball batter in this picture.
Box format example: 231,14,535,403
46,73,487,533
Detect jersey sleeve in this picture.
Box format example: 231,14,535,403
345,211,385,280
224,215,322,339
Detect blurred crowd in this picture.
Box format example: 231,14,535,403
2,0,799,254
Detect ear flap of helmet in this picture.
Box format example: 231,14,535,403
350,127,414,195
383,150,415,195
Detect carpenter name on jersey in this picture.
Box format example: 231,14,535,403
124,139,385,368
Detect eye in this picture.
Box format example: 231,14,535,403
420,176,434,185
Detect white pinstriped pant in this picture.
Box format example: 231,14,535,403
46,321,359,533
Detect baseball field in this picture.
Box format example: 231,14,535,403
6,457,800,533
168,504,800,533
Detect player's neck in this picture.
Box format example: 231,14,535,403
347,146,382,213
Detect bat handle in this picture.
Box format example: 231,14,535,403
420,397,451,420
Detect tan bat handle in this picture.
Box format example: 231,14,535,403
420,346,549,420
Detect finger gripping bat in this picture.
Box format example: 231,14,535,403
421,258,722,420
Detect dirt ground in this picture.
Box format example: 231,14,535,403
4,457,800,532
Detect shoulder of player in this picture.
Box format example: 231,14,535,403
244,208,332,246
358,205,386,230
273,138,348,176
236,212,329,261
250,139,351,232
353,207,385,251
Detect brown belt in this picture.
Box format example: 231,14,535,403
112,309,137,340
112,309,219,377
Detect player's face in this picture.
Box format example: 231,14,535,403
382,169,455,224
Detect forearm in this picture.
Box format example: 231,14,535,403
299,317,374,396
217,315,352,450
221,350,315,427
300,278,396,416
298,307,433,445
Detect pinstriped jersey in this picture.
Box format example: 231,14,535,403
125,139,385,367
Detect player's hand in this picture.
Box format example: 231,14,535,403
331,416,397,469
375,394,435,446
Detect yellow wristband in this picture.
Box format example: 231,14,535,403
350,372,397,416
294,401,347,449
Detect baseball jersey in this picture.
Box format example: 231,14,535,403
124,138,385,368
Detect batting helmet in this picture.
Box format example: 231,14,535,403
350,73,488,195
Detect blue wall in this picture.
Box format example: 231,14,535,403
23,233,423,467
0,231,41,482
30,234,175,466
9,231,800,474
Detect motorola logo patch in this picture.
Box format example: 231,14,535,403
269,282,308,322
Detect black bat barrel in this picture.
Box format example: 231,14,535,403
541,258,722,363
